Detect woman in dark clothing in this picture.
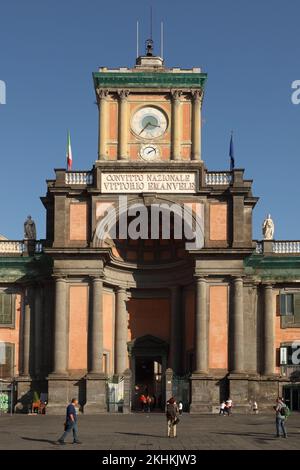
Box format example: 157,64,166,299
166,397,179,438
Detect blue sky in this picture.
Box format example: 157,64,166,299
0,0,299,240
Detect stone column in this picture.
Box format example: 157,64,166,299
97,88,109,160
53,277,68,375
263,284,275,375
118,89,130,160
194,277,208,373
170,286,181,374
22,290,32,376
88,277,103,374
34,286,43,377
171,89,182,160
115,287,128,374
231,277,245,373
191,89,202,161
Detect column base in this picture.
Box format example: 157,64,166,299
47,375,70,414
84,373,107,414
15,376,32,413
190,373,226,413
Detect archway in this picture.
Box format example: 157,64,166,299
128,335,169,411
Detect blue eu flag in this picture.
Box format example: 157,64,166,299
229,134,235,170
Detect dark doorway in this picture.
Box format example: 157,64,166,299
283,385,300,411
134,356,163,411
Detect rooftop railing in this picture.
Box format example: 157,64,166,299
65,172,93,185
205,172,232,185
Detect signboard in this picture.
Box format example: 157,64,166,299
101,172,196,194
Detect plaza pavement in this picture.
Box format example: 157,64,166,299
0,412,299,450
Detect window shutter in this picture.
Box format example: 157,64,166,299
280,347,287,365
294,293,300,320
280,294,287,315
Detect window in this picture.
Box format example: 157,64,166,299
280,292,300,328
0,342,14,378
0,293,15,326
280,293,295,316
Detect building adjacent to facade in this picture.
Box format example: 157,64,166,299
1,46,300,413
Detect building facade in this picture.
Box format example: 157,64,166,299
1,47,300,413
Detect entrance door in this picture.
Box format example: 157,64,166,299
283,385,300,411
134,356,163,410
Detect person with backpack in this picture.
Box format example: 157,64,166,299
166,397,179,438
274,397,289,438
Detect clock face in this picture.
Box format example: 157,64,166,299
131,106,168,139
139,144,160,161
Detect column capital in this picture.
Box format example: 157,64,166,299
52,274,67,282
170,89,182,101
115,286,127,293
117,89,130,100
96,88,110,100
191,89,203,102
261,282,274,288
90,275,104,283
194,275,207,283
232,276,244,283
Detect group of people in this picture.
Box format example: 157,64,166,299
219,398,233,415
139,393,154,412
57,395,291,444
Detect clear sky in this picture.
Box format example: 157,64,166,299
0,0,299,240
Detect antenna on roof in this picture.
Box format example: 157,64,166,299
136,20,139,58
160,21,164,59
150,5,153,40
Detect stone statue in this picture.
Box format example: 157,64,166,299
262,214,274,240
24,215,36,240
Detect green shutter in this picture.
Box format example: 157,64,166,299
280,294,287,315
0,293,14,326
293,293,300,321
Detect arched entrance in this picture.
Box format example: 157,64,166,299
128,335,169,411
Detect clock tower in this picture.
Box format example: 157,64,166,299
93,39,207,162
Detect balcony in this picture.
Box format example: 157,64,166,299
65,171,93,185
205,172,232,185
0,240,44,256
256,240,300,255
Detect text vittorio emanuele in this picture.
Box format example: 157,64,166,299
101,172,196,193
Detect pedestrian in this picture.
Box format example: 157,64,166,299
146,395,152,413
166,397,179,438
274,397,288,438
140,394,147,412
57,398,82,445
253,400,258,415
219,401,226,415
225,398,233,416
178,400,183,415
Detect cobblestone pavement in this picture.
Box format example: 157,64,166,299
0,412,299,450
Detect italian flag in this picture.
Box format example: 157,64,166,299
66,130,72,170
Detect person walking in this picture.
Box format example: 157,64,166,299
166,397,179,438
225,398,233,416
274,397,288,438
252,400,258,415
57,398,82,445
219,401,226,415
178,401,183,415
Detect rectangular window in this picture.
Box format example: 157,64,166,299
0,293,15,326
280,293,294,316
0,342,14,378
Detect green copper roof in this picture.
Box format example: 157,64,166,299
244,254,300,280
93,72,207,89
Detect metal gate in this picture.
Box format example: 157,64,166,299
106,376,124,412
172,376,190,412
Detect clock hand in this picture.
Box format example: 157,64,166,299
139,122,150,135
